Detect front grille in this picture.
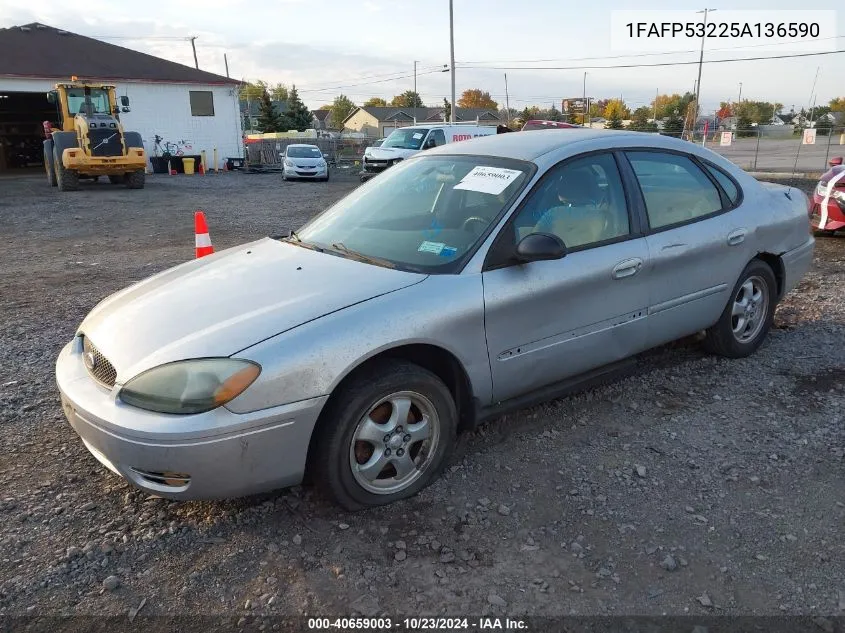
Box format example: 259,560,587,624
81,336,117,388
87,129,123,157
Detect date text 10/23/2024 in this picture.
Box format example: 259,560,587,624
307,617,529,630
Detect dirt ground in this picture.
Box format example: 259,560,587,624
0,169,843,622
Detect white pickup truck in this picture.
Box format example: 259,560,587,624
361,124,497,181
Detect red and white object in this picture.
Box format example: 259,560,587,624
194,211,214,258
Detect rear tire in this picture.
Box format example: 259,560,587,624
44,143,57,187
702,259,777,358
53,146,79,191
313,360,457,510
125,170,145,189
108,175,124,184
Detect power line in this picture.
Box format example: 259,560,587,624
456,48,845,71
295,65,445,91
298,68,447,93
457,36,845,66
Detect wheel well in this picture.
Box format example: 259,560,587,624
755,252,785,298
303,344,476,483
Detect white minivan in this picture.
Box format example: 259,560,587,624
361,124,497,181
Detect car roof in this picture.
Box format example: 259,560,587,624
425,129,689,162
286,143,320,148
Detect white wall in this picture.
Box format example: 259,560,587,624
0,77,243,165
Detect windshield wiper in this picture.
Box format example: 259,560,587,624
329,242,396,268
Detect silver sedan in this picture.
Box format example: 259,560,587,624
56,130,814,509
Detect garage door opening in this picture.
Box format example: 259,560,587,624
0,91,55,173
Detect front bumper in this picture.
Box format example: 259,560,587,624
362,158,394,173
56,338,327,500
283,165,327,179
780,236,815,297
810,193,845,231
62,148,146,173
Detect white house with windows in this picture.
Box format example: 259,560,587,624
0,23,242,174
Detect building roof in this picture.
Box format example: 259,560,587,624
344,106,501,124
0,23,238,84
312,109,331,121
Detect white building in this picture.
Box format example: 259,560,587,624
0,22,242,174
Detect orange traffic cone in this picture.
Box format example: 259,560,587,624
194,211,214,258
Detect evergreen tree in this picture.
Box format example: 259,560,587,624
662,110,684,137
443,98,452,122
605,110,624,129
284,85,314,132
256,89,284,133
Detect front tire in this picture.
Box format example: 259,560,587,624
703,259,777,358
314,360,457,510
44,144,57,187
125,170,145,189
53,147,79,191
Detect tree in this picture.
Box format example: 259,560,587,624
736,115,754,137
543,104,563,121
457,88,498,110
269,83,289,102
629,107,657,132
443,98,452,123
603,99,630,121
363,97,387,107
284,85,314,131
390,91,423,108
829,97,845,112
651,92,695,120
716,102,733,120
662,109,684,137
255,89,285,133
241,80,288,103
605,110,624,129
815,118,833,136
329,94,356,131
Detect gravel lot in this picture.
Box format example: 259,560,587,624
0,169,843,621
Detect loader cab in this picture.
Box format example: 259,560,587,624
50,83,122,131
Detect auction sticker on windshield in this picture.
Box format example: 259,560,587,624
412,133,423,139
418,241,446,254
454,166,522,195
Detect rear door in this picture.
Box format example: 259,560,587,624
482,151,650,402
622,150,750,347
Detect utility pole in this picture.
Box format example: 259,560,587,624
224,53,230,78
582,71,587,126
413,60,418,101
737,82,742,105
449,0,456,123
653,88,658,121
190,36,199,70
504,73,511,128
693,8,715,122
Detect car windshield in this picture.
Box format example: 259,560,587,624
522,120,575,131
66,88,110,115
383,128,429,150
295,155,533,273
287,146,322,158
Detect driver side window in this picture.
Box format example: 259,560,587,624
512,153,630,250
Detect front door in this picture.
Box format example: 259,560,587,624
482,152,650,403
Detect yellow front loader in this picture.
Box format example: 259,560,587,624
43,79,146,191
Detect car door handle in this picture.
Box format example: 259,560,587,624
727,229,747,246
612,258,643,280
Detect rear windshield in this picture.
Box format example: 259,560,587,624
383,128,429,150
287,146,323,158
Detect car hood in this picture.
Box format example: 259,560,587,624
78,238,425,382
366,146,418,160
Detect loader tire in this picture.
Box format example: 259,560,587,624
125,170,145,189
54,146,79,192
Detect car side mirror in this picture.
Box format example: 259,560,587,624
515,232,567,263
424,138,436,149
829,156,843,167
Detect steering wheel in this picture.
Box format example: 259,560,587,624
461,216,488,234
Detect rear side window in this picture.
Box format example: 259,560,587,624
703,163,740,205
430,129,446,146
626,151,723,229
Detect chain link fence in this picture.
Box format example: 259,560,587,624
688,126,845,174
244,137,379,172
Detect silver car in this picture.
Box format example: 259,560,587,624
282,144,328,181
56,130,814,509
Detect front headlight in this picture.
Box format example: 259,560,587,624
832,189,845,203
284,159,294,168
119,358,260,414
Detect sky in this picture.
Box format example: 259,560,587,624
2,0,843,115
